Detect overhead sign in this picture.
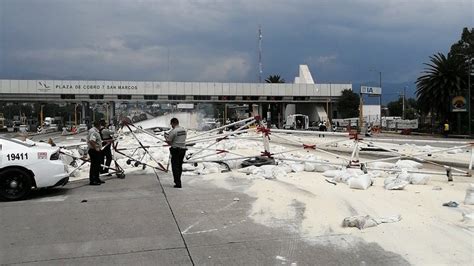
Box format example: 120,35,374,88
177,103,194,109
451,96,467,112
360,86,382,95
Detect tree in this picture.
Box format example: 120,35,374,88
337,89,359,118
449,27,473,134
387,97,419,119
415,53,465,118
265,75,285,83
449,27,474,58
387,99,403,117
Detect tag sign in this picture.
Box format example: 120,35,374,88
361,86,382,95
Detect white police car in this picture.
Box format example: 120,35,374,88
0,137,69,200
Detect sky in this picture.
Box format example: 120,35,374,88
0,0,472,96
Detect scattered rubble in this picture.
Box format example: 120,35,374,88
442,201,459,208
342,215,402,229
384,178,409,190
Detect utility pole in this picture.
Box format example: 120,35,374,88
402,86,406,120
258,25,263,83
74,103,77,127
379,71,382,127
370,69,383,126
40,105,44,127
455,53,472,136
167,47,170,81
359,91,364,132
468,58,472,136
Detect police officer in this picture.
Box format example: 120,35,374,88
87,121,104,185
99,120,114,176
165,118,187,188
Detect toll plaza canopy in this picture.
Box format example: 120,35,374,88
0,79,351,103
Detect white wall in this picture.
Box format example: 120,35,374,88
363,104,381,123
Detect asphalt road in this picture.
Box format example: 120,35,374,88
0,171,410,265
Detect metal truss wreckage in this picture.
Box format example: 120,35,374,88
60,116,474,181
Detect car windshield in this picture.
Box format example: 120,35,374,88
0,136,35,147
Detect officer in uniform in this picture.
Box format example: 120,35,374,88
87,121,104,185
165,118,187,188
99,119,114,176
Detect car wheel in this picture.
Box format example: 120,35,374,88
0,168,33,201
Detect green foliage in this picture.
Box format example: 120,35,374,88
0,103,77,124
386,97,418,119
337,89,359,118
415,53,465,118
0,103,33,119
417,28,473,122
449,27,474,59
265,75,285,83
387,99,403,117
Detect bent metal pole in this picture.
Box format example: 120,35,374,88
187,116,256,141
271,128,348,137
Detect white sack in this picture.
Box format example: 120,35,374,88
238,166,257,174
183,164,197,171
346,168,364,176
322,170,342,177
278,163,293,174
251,167,265,176
396,170,411,181
260,165,277,179
369,162,396,169
314,164,337,172
384,178,410,190
348,174,373,190
272,167,287,179
290,163,305,173
410,174,430,185
304,162,316,172
396,160,423,169
464,184,474,205
333,171,353,183
201,162,220,174
226,159,244,169
333,168,364,183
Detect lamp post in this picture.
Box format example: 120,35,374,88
455,54,472,136
40,105,44,127
379,71,382,127
467,58,472,136
469,59,472,136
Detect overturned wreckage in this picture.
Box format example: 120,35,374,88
60,115,473,184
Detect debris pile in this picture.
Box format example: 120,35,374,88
342,215,402,229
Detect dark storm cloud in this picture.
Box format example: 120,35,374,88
0,0,472,84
